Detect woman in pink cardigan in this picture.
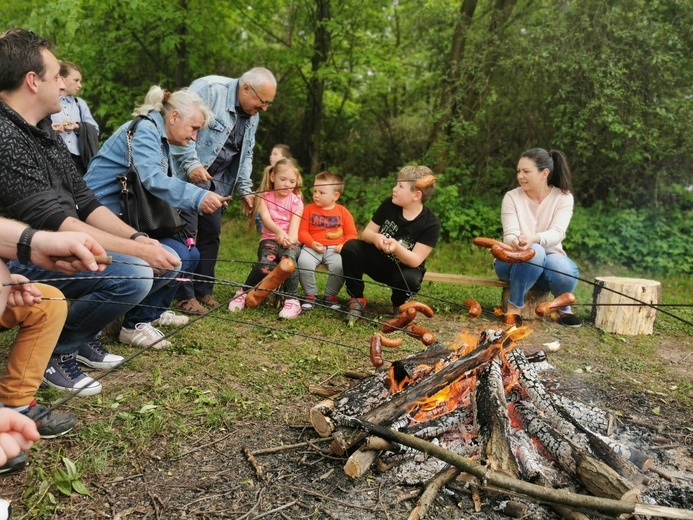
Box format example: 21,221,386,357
495,148,581,327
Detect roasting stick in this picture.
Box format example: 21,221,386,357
343,418,693,519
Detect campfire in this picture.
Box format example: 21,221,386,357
309,305,693,519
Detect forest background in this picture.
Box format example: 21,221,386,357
2,0,691,274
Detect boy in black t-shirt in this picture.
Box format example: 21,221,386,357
341,166,440,323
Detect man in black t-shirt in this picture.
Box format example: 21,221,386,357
341,166,440,323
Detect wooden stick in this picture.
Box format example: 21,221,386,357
345,418,693,519
242,445,264,480
408,466,460,520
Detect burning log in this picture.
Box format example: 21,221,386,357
512,400,641,503
331,328,526,454
474,358,519,477
389,342,457,390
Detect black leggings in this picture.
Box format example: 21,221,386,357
340,239,424,307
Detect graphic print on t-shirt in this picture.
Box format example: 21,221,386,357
380,219,415,252
310,213,341,228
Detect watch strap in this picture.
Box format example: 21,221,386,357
17,228,37,265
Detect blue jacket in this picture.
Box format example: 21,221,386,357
84,111,209,214
169,75,258,198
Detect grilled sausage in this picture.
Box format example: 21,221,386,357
473,237,512,251
535,292,576,317
369,334,383,367
465,298,482,318
415,174,436,190
245,257,296,308
381,307,418,333
404,324,435,346
397,301,435,318
380,336,403,348
490,243,536,264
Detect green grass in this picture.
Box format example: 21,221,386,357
0,212,691,517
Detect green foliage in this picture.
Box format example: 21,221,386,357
1,0,690,208
566,203,693,275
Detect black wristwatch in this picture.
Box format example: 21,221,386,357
17,228,38,265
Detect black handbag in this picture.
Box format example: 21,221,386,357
116,116,185,239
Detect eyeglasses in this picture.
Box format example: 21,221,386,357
248,84,272,108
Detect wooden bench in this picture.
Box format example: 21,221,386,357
423,272,549,320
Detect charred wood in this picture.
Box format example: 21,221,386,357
474,358,519,477
513,401,641,503
341,417,692,519
332,371,390,417
552,394,614,436
389,342,457,389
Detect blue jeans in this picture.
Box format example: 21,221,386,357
494,244,579,312
121,242,183,328
7,250,177,354
161,236,200,304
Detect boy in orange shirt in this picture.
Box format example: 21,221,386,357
298,171,358,310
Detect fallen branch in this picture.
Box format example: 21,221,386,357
408,466,460,520
249,438,332,456
243,446,264,480
344,417,693,519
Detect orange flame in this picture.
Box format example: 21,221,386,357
410,374,477,423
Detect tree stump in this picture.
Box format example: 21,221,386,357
501,288,550,320
592,277,661,335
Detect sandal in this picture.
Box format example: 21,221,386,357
198,294,221,309
175,298,208,315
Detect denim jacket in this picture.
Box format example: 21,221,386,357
84,111,209,214
169,76,258,198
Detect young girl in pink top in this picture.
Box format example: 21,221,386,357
229,158,304,318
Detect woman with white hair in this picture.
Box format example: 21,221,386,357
85,86,228,347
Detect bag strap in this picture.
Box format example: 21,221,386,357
125,115,154,167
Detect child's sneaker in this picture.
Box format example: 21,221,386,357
279,299,301,319
325,295,341,310
151,310,190,327
345,297,367,324
301,295,317,310
228,289,246,312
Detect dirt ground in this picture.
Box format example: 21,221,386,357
2,314,692,519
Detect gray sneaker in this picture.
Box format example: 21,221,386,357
22,400,77,439
43,353,102,396
76,338,124,369
0,451,27,475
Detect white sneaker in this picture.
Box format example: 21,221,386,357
152,310,190,327
119,323,172,349
228,289,246,312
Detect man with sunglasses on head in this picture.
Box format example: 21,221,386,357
170,68,276,315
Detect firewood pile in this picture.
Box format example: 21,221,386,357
310,323,693,519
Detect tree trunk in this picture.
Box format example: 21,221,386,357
305,0,331,174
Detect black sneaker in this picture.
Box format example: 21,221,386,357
345,298,367,325
76,338,124,369
43,353,102,396
558,313,582,327
22,400,77,439
0,451,27,475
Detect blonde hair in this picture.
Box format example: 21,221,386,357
397,165,435,202
315,171,344,195
253,158,304,216
133,86,214,127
